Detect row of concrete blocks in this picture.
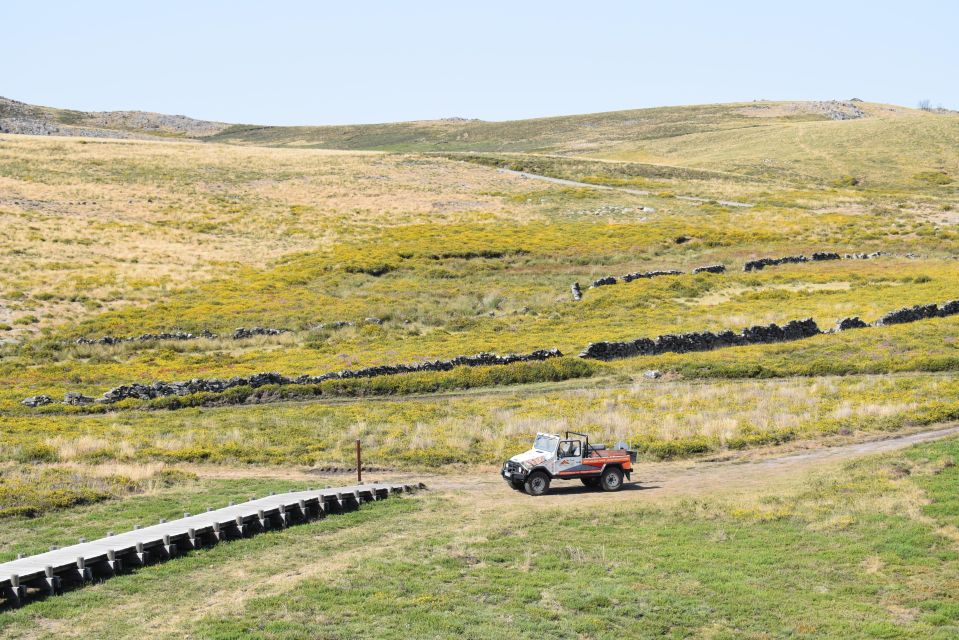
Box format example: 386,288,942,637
0,483,424,608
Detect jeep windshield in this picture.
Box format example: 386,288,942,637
533,434,558,453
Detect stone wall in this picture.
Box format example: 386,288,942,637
231,327,288,339
589,265,721,289
744,251,882,272
693,264,726,274
75,331,216,346
579,319,821,361
73,327,288,345
33,349,563,406
580,298,959,362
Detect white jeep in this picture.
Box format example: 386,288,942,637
501,431,636,496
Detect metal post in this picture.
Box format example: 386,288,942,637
356,439,362,483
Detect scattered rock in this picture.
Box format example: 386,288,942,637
674,236,691,244
643,370,662,379
363,317,384,325
578,204,635,216
812,100,866,120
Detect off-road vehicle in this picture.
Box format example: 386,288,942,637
501,431,637,496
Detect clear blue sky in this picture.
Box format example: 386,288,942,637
3,1,956,125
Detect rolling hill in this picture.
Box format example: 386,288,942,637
3,95,957,188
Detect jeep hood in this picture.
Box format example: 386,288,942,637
509,449,550,467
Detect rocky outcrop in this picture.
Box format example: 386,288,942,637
693,264,726,274
571,282,582,301
21,395,53,407
83,349,564,404
579,319,821,361
813,100,866,120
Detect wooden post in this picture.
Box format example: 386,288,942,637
356,439,362,484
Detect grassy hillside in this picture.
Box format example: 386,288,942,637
2,95,959,634
6,95,958,188
206,100,959,188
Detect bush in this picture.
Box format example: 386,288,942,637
913,171,952,185
14,442,59,463
831,175,860,187
636,436,716,460
727,430,796,450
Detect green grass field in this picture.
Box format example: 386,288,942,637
1,434,957,638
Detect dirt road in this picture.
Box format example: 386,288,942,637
193,423,959,510
395,424,959,511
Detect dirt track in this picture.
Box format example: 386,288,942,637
401,424,959,511
499,168,755,208
195,423,959,510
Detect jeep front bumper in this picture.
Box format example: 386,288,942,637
501,461,527,481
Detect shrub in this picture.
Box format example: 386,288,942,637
727,430,796,450
913,171,952,185
635,436,716,460
831,175,860,187
14,442,59,463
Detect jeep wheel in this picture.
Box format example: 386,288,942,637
600,466,624,492
509,479,525,491
580,477,601,489
524,471,551,496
